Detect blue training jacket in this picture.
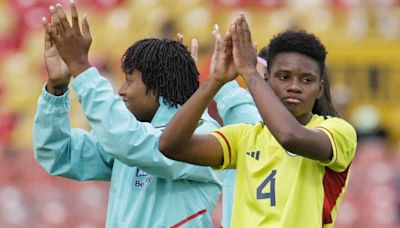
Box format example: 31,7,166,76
33,67,222,227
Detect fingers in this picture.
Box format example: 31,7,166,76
212,24,223,52
55,3,71,32
42,16,58,46
191,39,198,62
50,5,64,35
176,33,184,43
240,14,253,47
70,0,80,33
235,14,244,45
210,24,223,73
176,33,198,62
224,31,233,58
212,24,222,40
42,17,52,50
231,14,253,50
230,23,238,49
81,14,92,42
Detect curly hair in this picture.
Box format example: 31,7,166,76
266,30,327,76
121,38,199,107
266,31,339,117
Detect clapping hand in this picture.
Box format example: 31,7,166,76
45,0,92,78
42,17,70,95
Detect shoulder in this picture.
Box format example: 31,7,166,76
316,117,357,145
215,122,264,137
318,117,356,134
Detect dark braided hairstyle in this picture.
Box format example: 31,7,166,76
121,38,199,107
266,30,339,117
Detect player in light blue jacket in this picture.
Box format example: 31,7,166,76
34,2,257,227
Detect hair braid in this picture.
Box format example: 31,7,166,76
121,38,199,107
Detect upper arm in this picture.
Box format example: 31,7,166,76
164,134,224,167
282,118,357,165
282,127,333,161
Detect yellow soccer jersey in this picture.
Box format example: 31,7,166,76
210,115,357,228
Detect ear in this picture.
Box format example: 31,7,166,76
317,79,324,99
264,71,269,81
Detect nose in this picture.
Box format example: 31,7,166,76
118,83,127,97
287,79,302,93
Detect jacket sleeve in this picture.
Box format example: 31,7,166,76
214,80,262,125
71,67,222,183
33,85,114,181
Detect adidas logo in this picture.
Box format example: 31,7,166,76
246,151,260,160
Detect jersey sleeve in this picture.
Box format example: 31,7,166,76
210,124,250,170
316,117,357,172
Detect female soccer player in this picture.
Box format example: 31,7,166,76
159,14,357,227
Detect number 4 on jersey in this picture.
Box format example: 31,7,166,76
256,170,276,206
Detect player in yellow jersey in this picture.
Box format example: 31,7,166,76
159,14,357,228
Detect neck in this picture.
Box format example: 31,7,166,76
296,112,313,125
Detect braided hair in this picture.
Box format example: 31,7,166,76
121,38,199,107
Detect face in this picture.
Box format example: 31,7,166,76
267,52,323,123
118,70,160,122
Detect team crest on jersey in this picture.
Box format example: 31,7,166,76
286,151,297,157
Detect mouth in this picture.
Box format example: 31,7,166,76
283,97,301,104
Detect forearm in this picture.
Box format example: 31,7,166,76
33,86,113,180
242,72,301,143
243,72,332,160
159,77,223,158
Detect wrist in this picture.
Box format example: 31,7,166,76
207,76,225,90
240,68,259,79
69,59,92,78
46,82,69,96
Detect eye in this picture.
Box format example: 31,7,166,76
279,74,289,81
301,76,314,84
125,79,133,85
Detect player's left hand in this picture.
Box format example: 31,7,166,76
46,0,92,77
176,33,199,63
231,14,258,78
209,24,238,85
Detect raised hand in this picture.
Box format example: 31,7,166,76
46,1,92,77
209,24,238,85
231,14,258,78
176,33,199,62
42,17,70,95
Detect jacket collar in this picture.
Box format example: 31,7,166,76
150,97,180,129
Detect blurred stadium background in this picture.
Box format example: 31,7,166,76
0,0,400,227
